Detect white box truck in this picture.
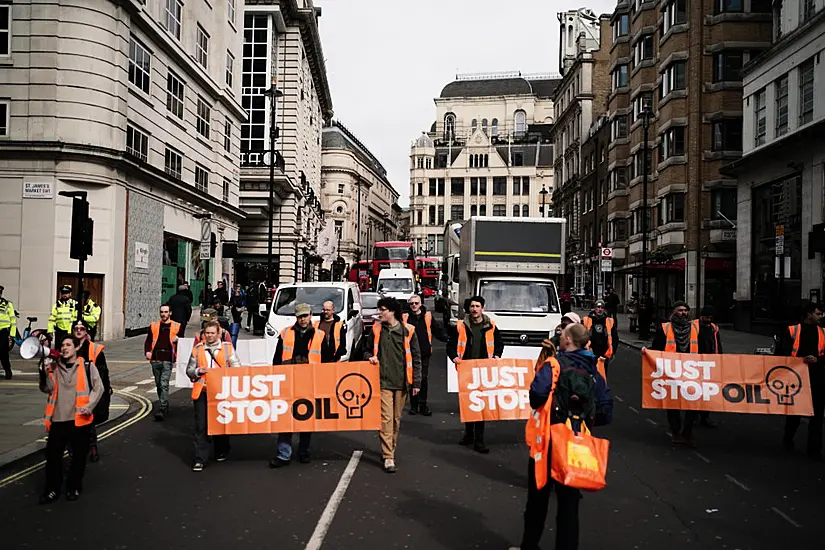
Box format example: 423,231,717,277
456,216,566,346
440,221,463,320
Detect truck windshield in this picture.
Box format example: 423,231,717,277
479,281,560,313
378,279,413,293
274,287,345,316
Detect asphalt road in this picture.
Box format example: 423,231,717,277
1,341,824,549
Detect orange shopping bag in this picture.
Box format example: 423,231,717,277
550,418,610,491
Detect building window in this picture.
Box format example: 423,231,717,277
661,61,686,98
713,51,743,82
195,165,209,194
513,177,521,195
164,146,183,180
493,204,506,217
716,0,743,13
613,14,629,39
416,210,422,225
444,113,456,140
165,0,182,40
0,5,10,56
126,124,149,162
470,205,477,217
754,88,767,146
428,178,437,195
513,152,524,167
222,178,230,202
338,183,344,193
241,14,269,155
712,189,737,220
491,118,499,137
482,118,488,134
610,167,628,191
522,204,529,217
451,177,464,196
196,24,209,69
227,0,236,24
512,205,520,217
659,194,685,224
775,76,789,137
196,97,211,139
659,126,686,159
451,205,464,221
223,120,232,152
437,205,444,225
662,0,687,34
437,178,445,196
799,59,814,125
128,37,151,94
752,0,772,12
166,71,185,119
633,92,654,122
479,205,487,216
493,176,507,195
612,115,628,139
514,111,527,136
801,0,817,21
428,205,436,225
521,176,530,194
634,35,654,66
334,221,343,238
712,118,743,151
225,51,234,88
471,119,478,132
634,149,651,178
416,182,422,196
612,64,629,90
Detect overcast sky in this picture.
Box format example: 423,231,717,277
318,0,617,206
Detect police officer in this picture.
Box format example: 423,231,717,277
582,300,619,371
49,285,78,347
0,285,17,379
81,291,101,341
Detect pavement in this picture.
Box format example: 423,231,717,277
1,336,824,548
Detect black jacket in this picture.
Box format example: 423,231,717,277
777,322,825,364
77,341,111,425
316,315,348,361
446,314,504,360
168,291,192,324
698,322,723,354
403,306,447,358
585,313,620,358
272,324,335,365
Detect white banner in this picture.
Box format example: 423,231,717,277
447,345,542,393
174,337,278,389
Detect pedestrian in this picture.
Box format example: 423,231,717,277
168,285,192,337
199,283,213,311
230,284,246,325
583,300,619,373
194,308,232,345
48,285,78,347
38,333,105,503
779,302,825,460
694,306,722,428
81,291,101,341
182,282,194,304
186,320,240,472
513,323,612,550
314,300,347,362
363,296,422,473
447,295,503,454
245,283,258,332
651,301,699,447
213,280,229,306
144,305,181,421
604,287,620,328
269,303,335,468
72,320,111,463
0,284,17,380
403,295,447,416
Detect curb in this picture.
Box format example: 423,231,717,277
0,393,132,470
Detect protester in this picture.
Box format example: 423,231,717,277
186,321,240,471
551,312,581,349
403,295,447,416
145,305,181,421
72,320,110,463
583,300,619,372
38,334,104,503
695,306,722,428
447,295,503,454
314,300,347,362
363,296,422,473
168,285,192,337
270,304,334,468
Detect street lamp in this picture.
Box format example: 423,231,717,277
539,185,549,218
265,77,284,288
640,108,653,299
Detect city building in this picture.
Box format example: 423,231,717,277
408,72,559,256
0,0,245,338
551,10,612,297
320,120,400,268
397,207,411,241
604,0,772,319
236,0,332,287
722,1,825,331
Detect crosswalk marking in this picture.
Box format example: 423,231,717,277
136,378,155,385
121,385,138,393
11,371,38,376
23,419,44,426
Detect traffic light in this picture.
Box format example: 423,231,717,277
69,197,93,260
210,233,217,258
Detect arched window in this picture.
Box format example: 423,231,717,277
428,205,436,225
426,157,432,169
417,157,423,168
469,155,474,168
471,119,478,132
482,118,488,134
522,204,529,217
514,110,527,136
491,118,499,137
444,113,456,141
513,205,520,217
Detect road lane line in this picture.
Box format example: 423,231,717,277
771,507,801,528
121,385,138,392
614,396,623,402
646,418,657,426
305,450,363,550
693,452,711,464
136,378,155,385
628,406,640,414
725,474,751,491
10,371,38,376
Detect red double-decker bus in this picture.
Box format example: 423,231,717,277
416,257,441,289
371,241,415,276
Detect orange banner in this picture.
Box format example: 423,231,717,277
641,350,813,416
457,358,535,422
206,362,381,435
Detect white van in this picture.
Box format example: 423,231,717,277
376,268,417,302
265,282,363,362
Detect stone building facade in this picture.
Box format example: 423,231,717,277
0,0,245,338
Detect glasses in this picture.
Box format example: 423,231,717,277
409,301,421,306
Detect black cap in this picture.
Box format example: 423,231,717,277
673,301,690,310
701,306,714,317
72,319,91,331
60,285,72,293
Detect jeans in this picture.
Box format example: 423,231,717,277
520,458,581,550
45,422,91,493
463,421,485,443
151,361,173,411
193,393,230,462
276,432,312,461
410,355,430,409
379,389,407,459
667,410,698,437
785,365,825,454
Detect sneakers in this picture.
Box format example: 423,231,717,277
269,457,290,469
192,461,204,472
298,452,311,464
383,458,397,473
418,404,433,416
473,442,490,454
215,453,229,462
66,489,81,501
89,445,100,462
38,491,59,505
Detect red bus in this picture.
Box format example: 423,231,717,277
371,241,415,276
348,261,371,291
416,257,441,288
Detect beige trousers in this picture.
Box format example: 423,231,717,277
379,389,407,460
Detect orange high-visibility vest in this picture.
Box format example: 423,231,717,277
372,322,416,385
313,320,343,360
403,311,433,351
583,316,615,358
191,342,233,400
662,322,699,353
281,326,325,363
788,324,825,357
456,319,496,359
44,357,94,431
690,320,720,353
525,357,562,490
88,342,104,363
150,321,181,357
596,357,607,381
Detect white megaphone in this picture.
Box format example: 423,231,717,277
20,336,61,361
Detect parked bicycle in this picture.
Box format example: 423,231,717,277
7,314,51,352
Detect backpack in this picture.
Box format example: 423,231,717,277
84,362,111,425
552,355,614,427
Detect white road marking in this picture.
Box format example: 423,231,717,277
724,474,751,492
22,419,44,426
771,506,801,528
693,452,711,464
146,389,158,395
614,396,624,402
304,450,363,550
121,385,138,393
646,418,657,426
136,378,155,385
11,371,38,376
628,406,640,414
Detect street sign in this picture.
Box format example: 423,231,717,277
775,235,785,256
600,259,612,272
200,219,211,260
775,225,784,236
601,247,613,258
